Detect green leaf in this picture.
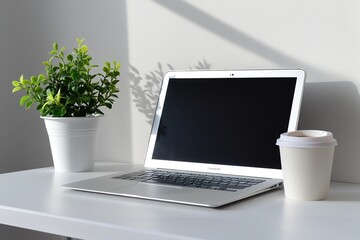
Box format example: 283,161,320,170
71,72,80,80
103,66,109,73
30,76,37,84
12,80,19,87
46,91,54,103
98,95,105,102
55,89,61,103
12,86,22,93
19,75,24,84
20,95,30,106
81,95,92,102
67,54,73,61
36,104,42,111
22,79,31,86
25,100,34,109
104,102,112,109
38,74,45,81
35,86,43,94
98,88,106,95
79,45,88,53
49,50,57,55
53,107,66,117
104,80,110,86
53,42,58,50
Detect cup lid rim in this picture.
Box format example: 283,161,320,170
276,130,337,147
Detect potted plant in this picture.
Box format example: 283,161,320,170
12,38,121,172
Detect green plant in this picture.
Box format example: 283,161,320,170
12,38,120,117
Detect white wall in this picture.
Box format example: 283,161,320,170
1,0,360,239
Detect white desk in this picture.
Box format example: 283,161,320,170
1,163,360,240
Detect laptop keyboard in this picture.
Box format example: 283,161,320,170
113,170,265,192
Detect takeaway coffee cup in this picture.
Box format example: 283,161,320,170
276,130,337,201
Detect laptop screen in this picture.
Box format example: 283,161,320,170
151,77,297,170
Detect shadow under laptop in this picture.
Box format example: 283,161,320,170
298,81,360,184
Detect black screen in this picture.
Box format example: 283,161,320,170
152,78,297,169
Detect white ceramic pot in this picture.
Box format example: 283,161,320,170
42,116,101,172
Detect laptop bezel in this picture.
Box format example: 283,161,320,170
144,69,305,179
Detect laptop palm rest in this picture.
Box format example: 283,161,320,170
111,182,241,207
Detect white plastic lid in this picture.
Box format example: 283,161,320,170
276,130,338,148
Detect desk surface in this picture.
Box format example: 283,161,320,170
0,163,360,240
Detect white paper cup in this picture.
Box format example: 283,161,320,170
276,130,337,201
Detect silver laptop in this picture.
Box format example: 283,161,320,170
64,69,306,207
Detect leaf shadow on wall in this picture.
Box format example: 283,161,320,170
299,82,360,183
128,59,211,124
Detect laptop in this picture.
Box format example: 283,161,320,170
64,69,306,207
